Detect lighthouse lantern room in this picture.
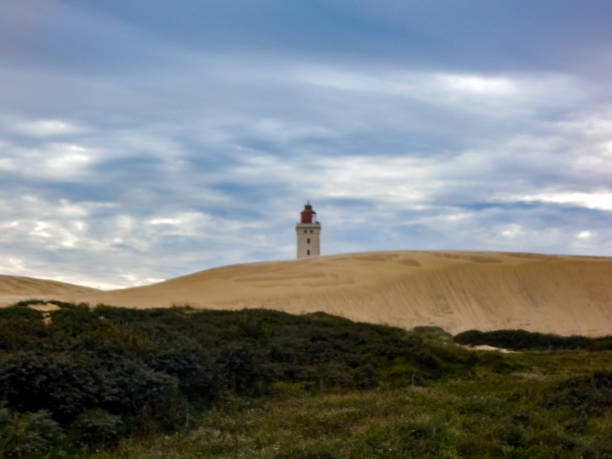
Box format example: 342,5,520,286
296,202,321,259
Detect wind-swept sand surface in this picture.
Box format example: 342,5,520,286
0,274,100,306
2,251,612,336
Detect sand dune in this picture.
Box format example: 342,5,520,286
0,274,100,306
2,251,612,336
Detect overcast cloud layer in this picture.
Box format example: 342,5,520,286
1,0,612,289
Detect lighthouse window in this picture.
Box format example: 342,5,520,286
307,249,310,255
304,230,307,234
307,238,310,244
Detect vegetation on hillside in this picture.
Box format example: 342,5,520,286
0,300,611,458
455,329,612,351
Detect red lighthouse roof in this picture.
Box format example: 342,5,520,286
300,202,316,224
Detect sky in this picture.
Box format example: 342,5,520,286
1,0,612,289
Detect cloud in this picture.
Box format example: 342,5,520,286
577,230,592,239
436,74,517,95
0,0,610,288
0,135,96,180
12,119,83,137
514,192,612,211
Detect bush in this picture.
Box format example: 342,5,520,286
217,347,261,394
454,329,611,351
0,312,47,352
143,347,218,402
0,352,102,421
398,420,450,457
275,450,339,459
352,364,378,389
497,423,530,448
0,409,64,458
0,351,179,422
546,371,612,416
69,408,122,446
0,301,482,453
584,435,612,458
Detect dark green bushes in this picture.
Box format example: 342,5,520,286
454,328,612,350
217,347,261,393
0,350,179,423
2,301,609,457
1,302,472,456
0,307,46,351
546,371,612,416
143,347,217,400
69,409,123,446
0,408,64,458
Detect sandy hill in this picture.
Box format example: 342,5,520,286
2,251,612,336
0,274,100,306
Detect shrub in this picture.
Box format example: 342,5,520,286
546,371,612,416
9,299,47,308
69,408,122,446
0,301,487,452
0,409,64,458
454,329,611,351
0,351,179,422
352,364,378,389
0,352,102,421
584,435,612,458
397,420,450,457
275,450,339,459
143,347,218,402
217,347,261,394
96,357,179,419
47,306,98,338
0,308,46,351
497,423,530,448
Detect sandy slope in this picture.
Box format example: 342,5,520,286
0,274,100,306
2,251,612,336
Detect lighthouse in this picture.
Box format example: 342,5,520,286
296,202,321,259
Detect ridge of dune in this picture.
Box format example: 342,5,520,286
0,274,100,306
2,251,612,336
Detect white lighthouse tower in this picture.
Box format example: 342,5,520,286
296,202,321,259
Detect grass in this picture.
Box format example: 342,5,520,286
91,347,612,458
93,357,612,458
